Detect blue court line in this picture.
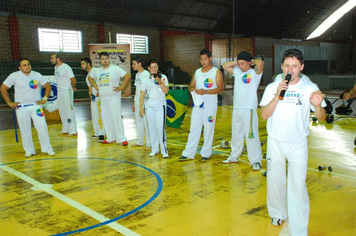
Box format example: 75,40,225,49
0,157,163,235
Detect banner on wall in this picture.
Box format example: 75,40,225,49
41,76,58,112
89,44,131,97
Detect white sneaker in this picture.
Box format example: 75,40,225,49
163,153,169,158
149,152,158,157
24,152,34,158
47,151,56,156
271,218,283,226
222,157,238,164
252,162,261,171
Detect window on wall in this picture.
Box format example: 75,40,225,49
116,34,149,54
38,28,82,52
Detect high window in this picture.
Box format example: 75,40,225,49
116,34,149,54
38,28,82,52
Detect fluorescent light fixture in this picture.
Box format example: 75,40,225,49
306,0,356,40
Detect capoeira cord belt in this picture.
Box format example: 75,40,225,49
248,109,254,139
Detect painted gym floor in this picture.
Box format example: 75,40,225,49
0,91,355,236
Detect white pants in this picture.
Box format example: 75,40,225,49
91,97,105,136
267,136,309,236
182,102,217,159
135,101,150,146
58,89,77,134
101,97,127,143
16,105,53,154
145,101,167,155
229,108,262,164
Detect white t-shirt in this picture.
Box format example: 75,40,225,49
260,78,326,142
85,68,98,95
89,65,127,99
274,73,311,82
134,70,150,104
3,70,48,104
195,66,218,104
54,63,75,91
233,67,262,109
141,74,169,104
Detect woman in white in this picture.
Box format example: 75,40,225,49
139,60,169,158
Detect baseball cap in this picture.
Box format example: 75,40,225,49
237,51,253,62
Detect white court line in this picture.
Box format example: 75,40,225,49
0,163,140,236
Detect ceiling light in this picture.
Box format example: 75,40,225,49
306,0,356,40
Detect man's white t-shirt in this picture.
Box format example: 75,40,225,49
55,63,75,91
4,71,48,104
260,78,326,142
141,74,169,105
233,67,262,109
134,70,150,104
89,65,127,99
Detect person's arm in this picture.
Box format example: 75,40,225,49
343,83,356,100
310,90,327,121
260,81,287,120
70,77,77,92
139,90,146,117
0,84,19,109
113,73,131,93
188,75,196,92
222,61,237,75
88,76,99,92
251,59,264,75
156,76,169,94
36,82,52,105
88,86,93,99
195,70,224,95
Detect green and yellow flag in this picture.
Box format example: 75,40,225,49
166,89,190,128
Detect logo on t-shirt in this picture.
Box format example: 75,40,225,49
29,80,38,89
204,78,213,88
208,116,214,123
99,73,110,87
242,74,252,84
36,108,44,117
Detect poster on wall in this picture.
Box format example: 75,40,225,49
89,44,131,97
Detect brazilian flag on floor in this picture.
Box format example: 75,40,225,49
166,89,190,128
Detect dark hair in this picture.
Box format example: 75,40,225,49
147,59,158,67
282,49,304,65
52,53,62,61
18,58,30,66
81,57,92,67
132,56,144,67
200,49,212,58
99,51,109,58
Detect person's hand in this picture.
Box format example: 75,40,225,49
113,86,121,93
310,90,324,107
195,89,207,95
73,86,77,92
8,102,20,109
36,99,47,105
139,108,145,118
276,80,289,98
343,92,351,100
96,91,99,97
132,105,135,112
188,87,195,92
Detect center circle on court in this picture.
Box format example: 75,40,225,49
1,157,163,235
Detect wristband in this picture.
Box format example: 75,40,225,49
43,96,48,101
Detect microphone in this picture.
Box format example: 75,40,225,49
279,73,292,100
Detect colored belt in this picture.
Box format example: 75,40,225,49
192,102,204,108
17,103,35,108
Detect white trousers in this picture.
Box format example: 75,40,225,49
229,108,262,164
145,102,167,155
135,101,150,146
58,89,77,134
267,136,309,236
101,97,127,143
16,105,53,154
182,102,217,159
91,97,105,136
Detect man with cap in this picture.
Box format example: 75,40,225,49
221,51,264,170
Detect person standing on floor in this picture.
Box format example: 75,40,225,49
179,49,223,162
260,49,326,235
139,59,169,158
81,57,105,142
221,51,264,171
88,52,130,146
131,57,150,148
51,53,78,136
1,58,55,157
